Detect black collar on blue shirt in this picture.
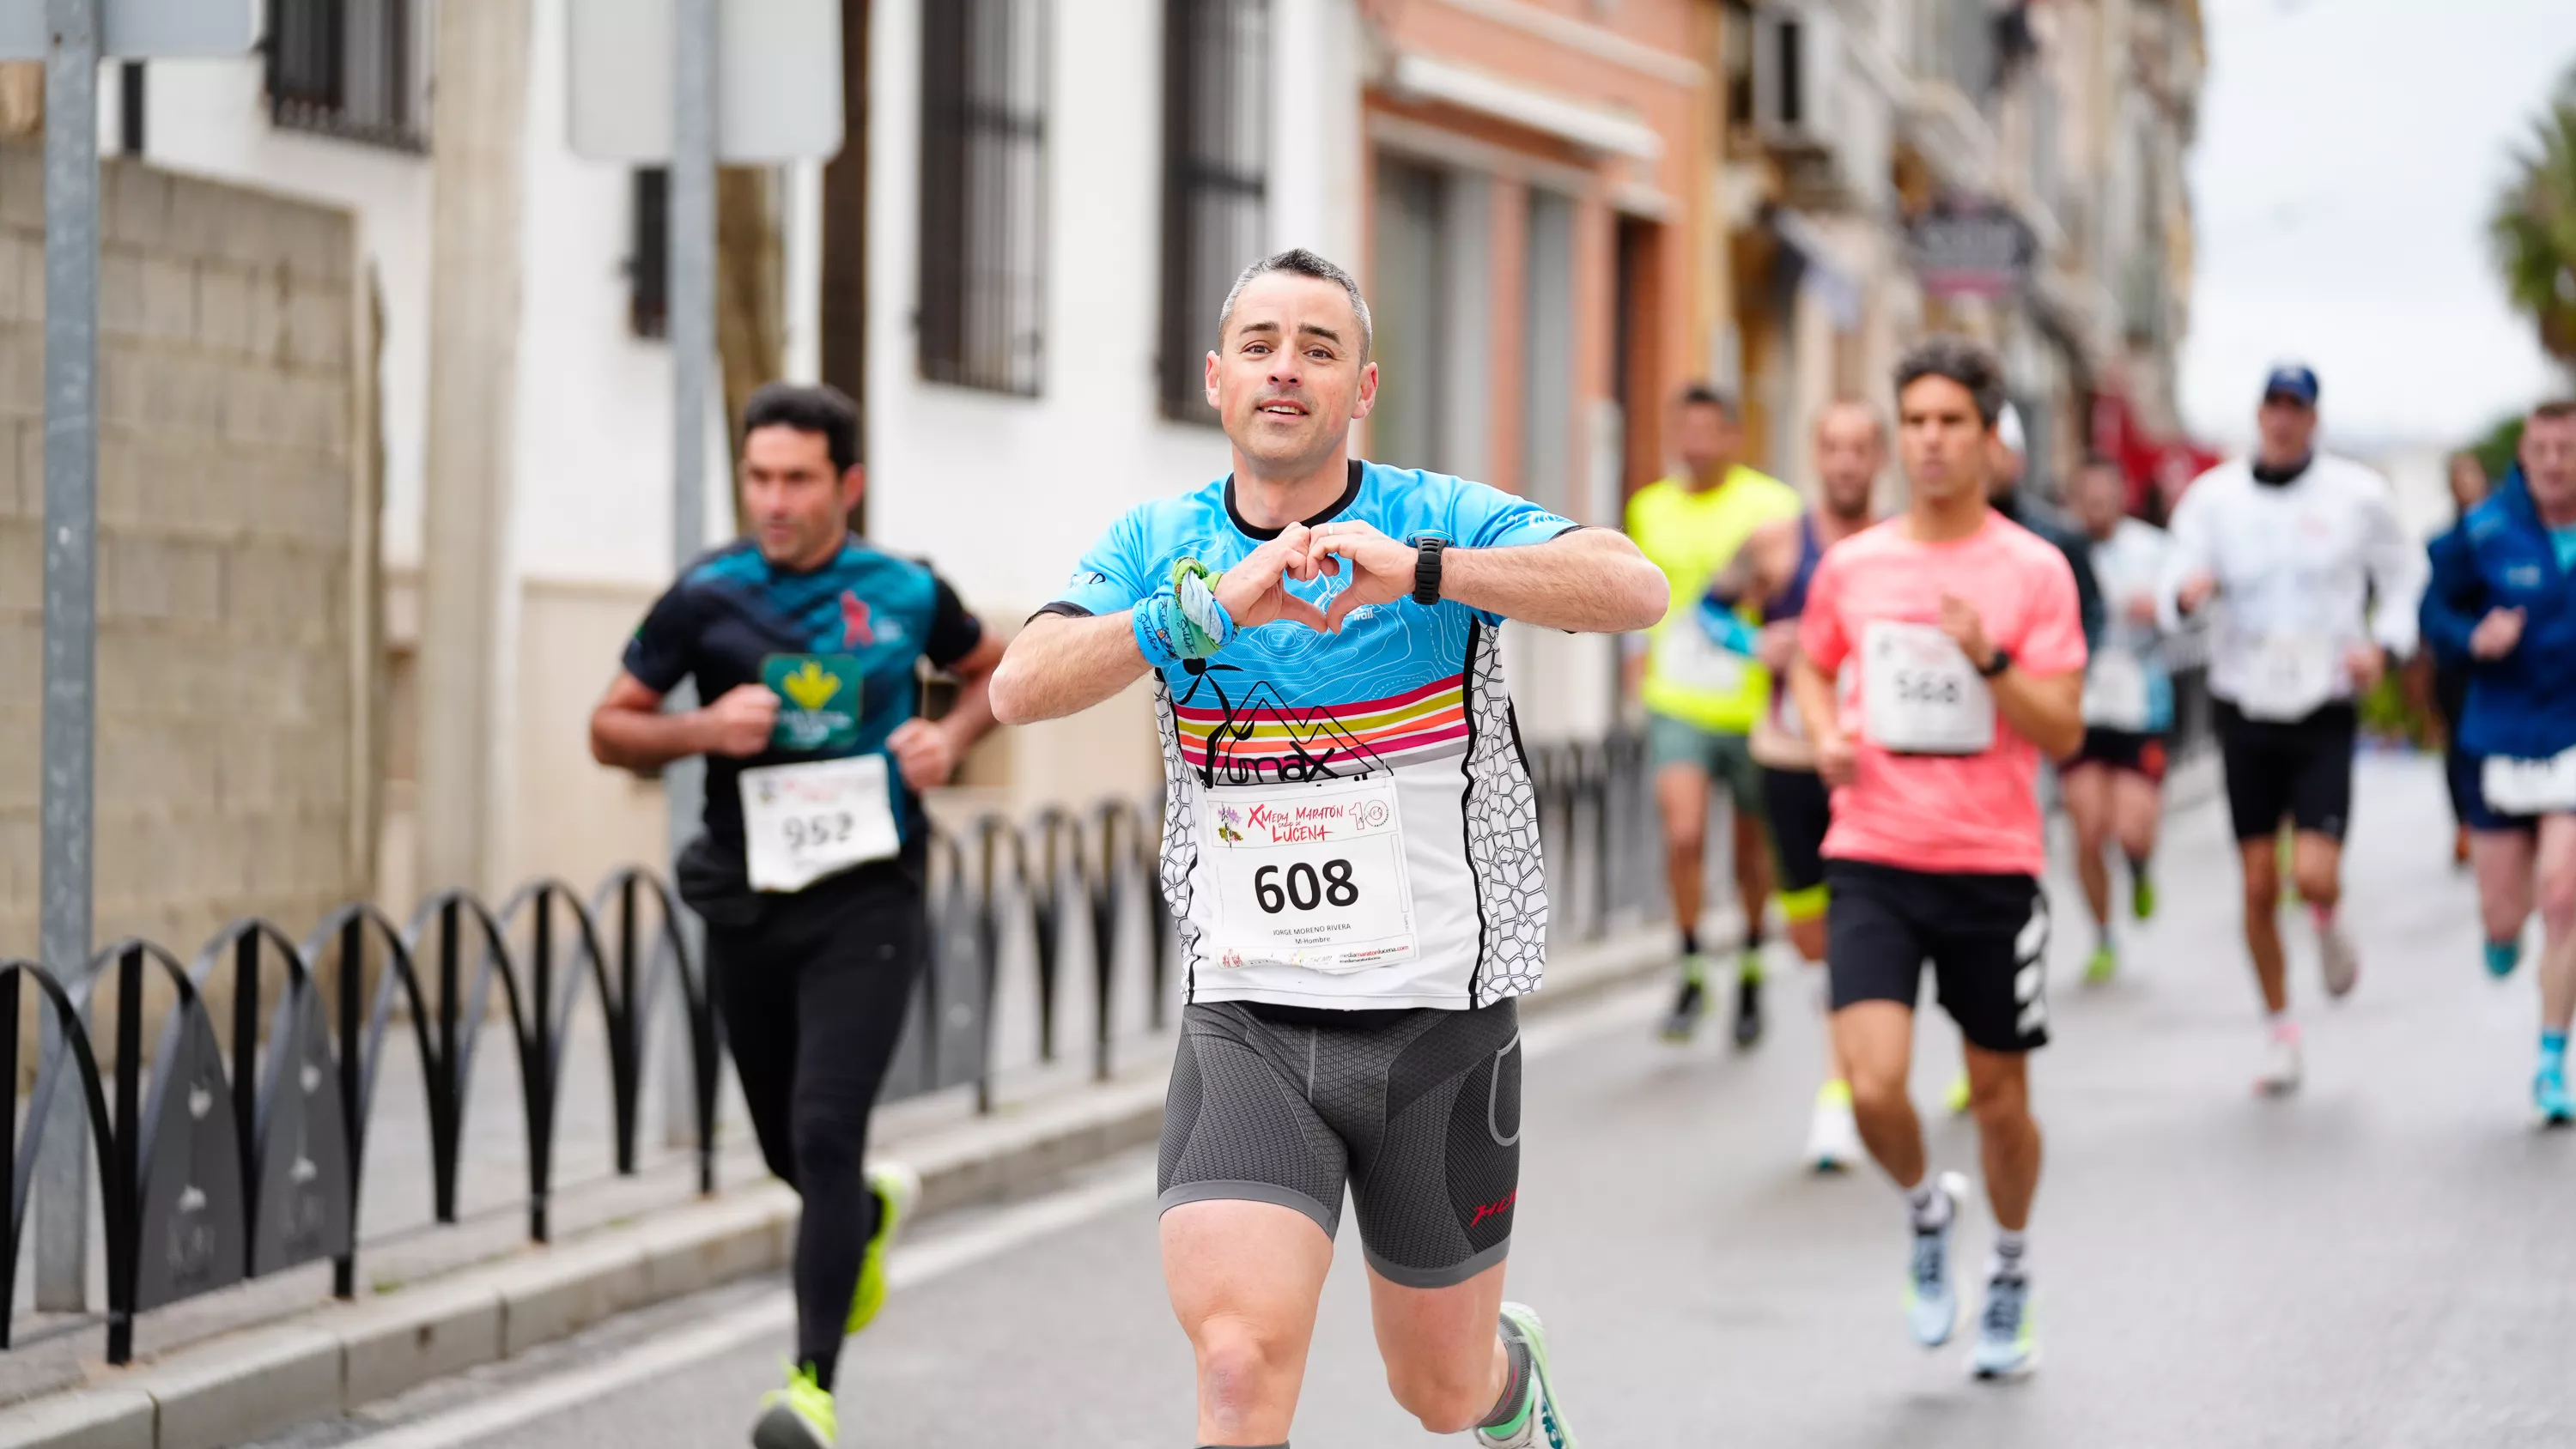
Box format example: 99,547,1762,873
1225,458,1365,541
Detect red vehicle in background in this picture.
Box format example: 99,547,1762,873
2093,389,2224,525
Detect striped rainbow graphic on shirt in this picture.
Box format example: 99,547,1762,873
1175,674,1469,779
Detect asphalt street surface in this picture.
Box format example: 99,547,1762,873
254,754,2576,1448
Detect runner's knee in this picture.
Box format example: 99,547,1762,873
2292,860,2339,906
1194,1317,1299,1424
1385,1352,1499,1434
788,1104,867,1185
1846,1064,1911,1123
2239,852,2280,907
2538,858,2576,934
1965,1064,2029,1125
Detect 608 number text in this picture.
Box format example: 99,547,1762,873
1254,859,1361,914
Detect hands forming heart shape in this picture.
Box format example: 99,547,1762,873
1212,519,1425,634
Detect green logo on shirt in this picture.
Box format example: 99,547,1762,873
762,653,863,752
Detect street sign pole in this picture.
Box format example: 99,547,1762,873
563,0,839,1152
34,0,100,1313
663,0,719,1149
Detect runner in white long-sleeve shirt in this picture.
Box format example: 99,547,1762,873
2158,366,2426,1094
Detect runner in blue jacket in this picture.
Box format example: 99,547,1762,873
2420,399,2576,1125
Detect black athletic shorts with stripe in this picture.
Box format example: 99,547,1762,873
1157,997,1522,1289
1826,860,2051,1054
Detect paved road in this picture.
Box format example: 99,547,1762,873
256,754,2576,1448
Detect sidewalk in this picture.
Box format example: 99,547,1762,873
0,919,1698,1449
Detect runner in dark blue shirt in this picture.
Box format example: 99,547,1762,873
590,383,1001,1449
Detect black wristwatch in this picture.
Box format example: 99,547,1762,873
1978,646,2014,679
1412,537,1447,606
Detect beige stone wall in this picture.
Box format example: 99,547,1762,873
507,578,669,893
0,143,372,962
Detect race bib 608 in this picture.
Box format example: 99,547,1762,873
1199,775,1418,974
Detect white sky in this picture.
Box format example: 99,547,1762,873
2179,0,2576,449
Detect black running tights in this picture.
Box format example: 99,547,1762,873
707,882,925,1392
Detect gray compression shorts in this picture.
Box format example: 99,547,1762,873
1157,997,1523,1290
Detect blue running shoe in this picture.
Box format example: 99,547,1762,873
2485,939,2522,980
1969,1272,2038,1380
2537,1064,2573,1128
1905,1173,1966,1348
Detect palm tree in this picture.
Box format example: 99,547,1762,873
2490,65,2576,370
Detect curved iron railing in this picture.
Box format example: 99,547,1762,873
0,734,1680,1364
0,793,1196,1365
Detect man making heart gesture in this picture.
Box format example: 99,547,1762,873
993,249,1664,1449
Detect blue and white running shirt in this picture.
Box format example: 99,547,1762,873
1043,460,1580,1010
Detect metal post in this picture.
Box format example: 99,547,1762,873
671,0,715,577
34,0,101,1314
663,0,720,1149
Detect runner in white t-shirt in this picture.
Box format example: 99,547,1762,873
2158,366,2425,1094
2062,458,2178,985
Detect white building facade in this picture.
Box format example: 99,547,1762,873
124,0,1407,901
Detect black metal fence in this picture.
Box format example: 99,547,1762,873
0,734,1654,1367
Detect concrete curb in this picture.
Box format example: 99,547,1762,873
0,928,1684,1449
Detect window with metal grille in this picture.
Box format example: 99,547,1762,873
1157,0,1269,423
1370,158,1450,472
1722,0,1754,130
918,0,1050,396
266,0,426,150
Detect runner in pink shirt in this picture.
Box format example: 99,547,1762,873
1789,337,2086,1383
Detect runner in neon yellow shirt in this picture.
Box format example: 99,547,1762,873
1626,385,1802,1046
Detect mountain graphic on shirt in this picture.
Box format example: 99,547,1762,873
1178,674,1473,786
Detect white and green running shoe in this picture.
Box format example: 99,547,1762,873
750,1363,835,1449
1905,1173,1967,1348
1969,1271,2038,1379
1478,1302,1577,1448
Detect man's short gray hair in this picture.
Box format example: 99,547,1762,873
1216,248,1374,360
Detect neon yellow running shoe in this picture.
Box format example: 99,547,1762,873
751,1363,835,1449
846,1161,920,1337
2083,943,2117,986
1943,1070,1971,1116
